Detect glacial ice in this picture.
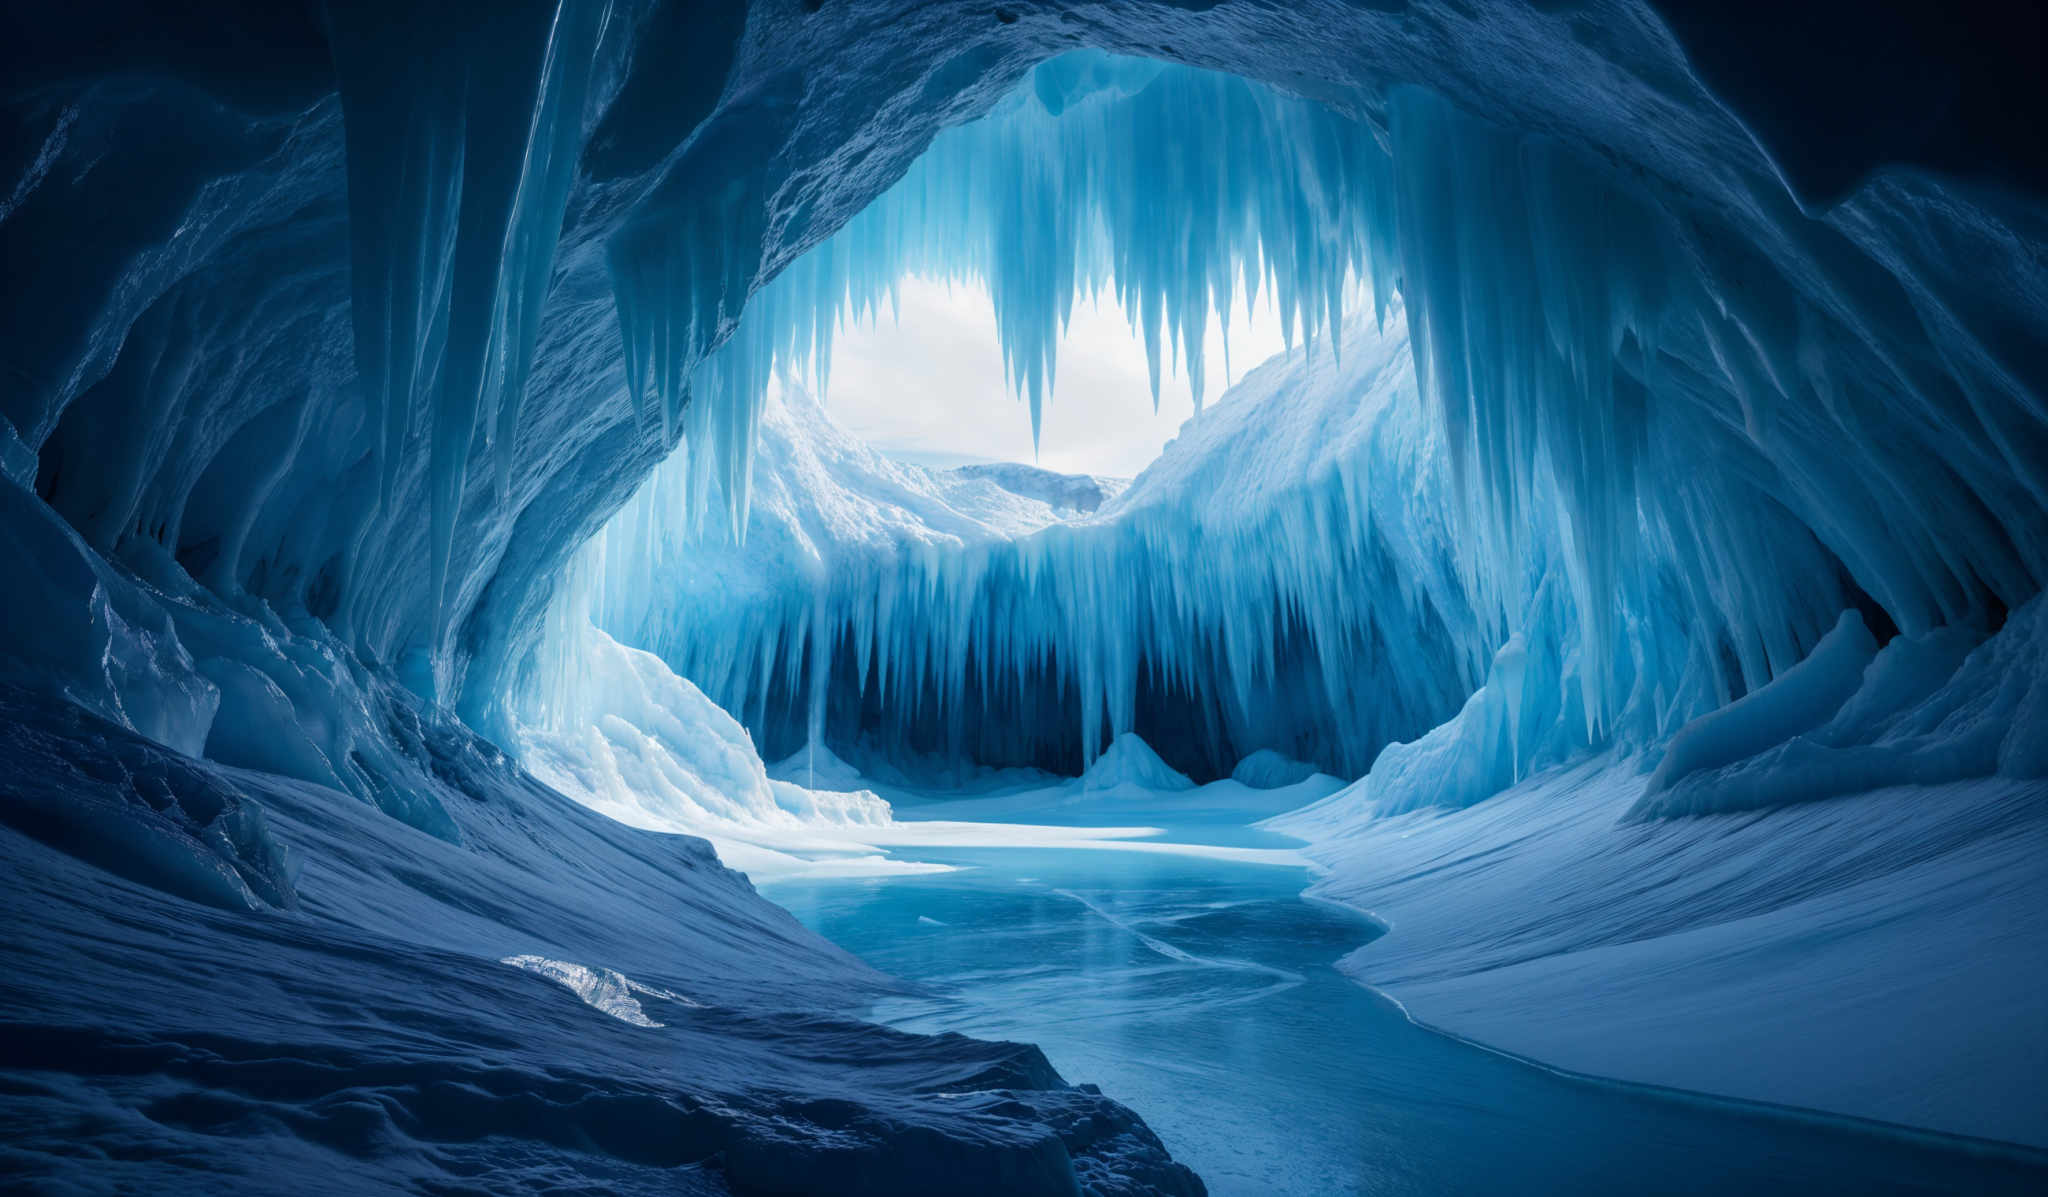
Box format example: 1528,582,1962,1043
547,304,1482,781
1644,611,1880,797
4,0,2047,1184
526,47,2040,809
515,611,946,879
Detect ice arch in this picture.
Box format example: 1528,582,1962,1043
3,0,2043,796
522,44,2041,792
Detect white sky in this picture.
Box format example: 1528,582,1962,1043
813,275,1293,477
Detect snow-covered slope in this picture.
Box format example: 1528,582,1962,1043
1273,758,2047,1148
0,476,1202,1194
1268,597,2048,1146
1082,734,1196,794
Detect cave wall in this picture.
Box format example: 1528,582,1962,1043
3,0,2042,757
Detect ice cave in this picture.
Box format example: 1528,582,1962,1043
3,2,2046,1194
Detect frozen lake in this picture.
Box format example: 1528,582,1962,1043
764,787,2047,1196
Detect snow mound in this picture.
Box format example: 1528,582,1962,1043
768,741,867,792
516,617,952,879
1083,734,1195,793
1229,750,1321,789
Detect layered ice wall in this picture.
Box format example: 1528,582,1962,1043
542,49,2039,796
7,2,2042,777
544,306,1489,781
2,0,2044,1179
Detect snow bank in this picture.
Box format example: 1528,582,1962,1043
1,661,1200,1195
1271,601,2048,1145
1083,734,1195,794
1277,755,2048,1148
1644,610,1879,796
1636,600,2048,818
1229,750,1320,789
515,616,954,880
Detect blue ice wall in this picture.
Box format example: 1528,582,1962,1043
532,47,2043,790
3,1,2043,788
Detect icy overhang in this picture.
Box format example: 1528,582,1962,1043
3,0,2042,750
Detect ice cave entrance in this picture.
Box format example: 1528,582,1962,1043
513,49,1438,828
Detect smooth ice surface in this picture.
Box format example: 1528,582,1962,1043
768,780,2048,1195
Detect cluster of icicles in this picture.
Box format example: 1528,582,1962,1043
543,49,2044,779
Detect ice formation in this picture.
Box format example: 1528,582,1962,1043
548,306,1483,781
530,46,2043,806
1229,751,1323,791
9,6,2039,766
515,604,957,879
1082,733,1196,795
4,0,2047,1185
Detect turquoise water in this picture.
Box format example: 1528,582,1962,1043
763,796,2046,1195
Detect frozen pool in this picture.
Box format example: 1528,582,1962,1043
763,788,2047,1196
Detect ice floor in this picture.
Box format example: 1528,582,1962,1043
764,778,2048,1195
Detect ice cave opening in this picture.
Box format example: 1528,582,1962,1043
4,4,2046,1195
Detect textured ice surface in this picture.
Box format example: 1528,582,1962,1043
1271,756,2048,1149
0,659,1202,1195
515,614,952,879
9,3,2039,752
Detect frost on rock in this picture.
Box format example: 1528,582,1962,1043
501,954,707,1028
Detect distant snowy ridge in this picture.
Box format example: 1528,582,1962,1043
949,463,1129,514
